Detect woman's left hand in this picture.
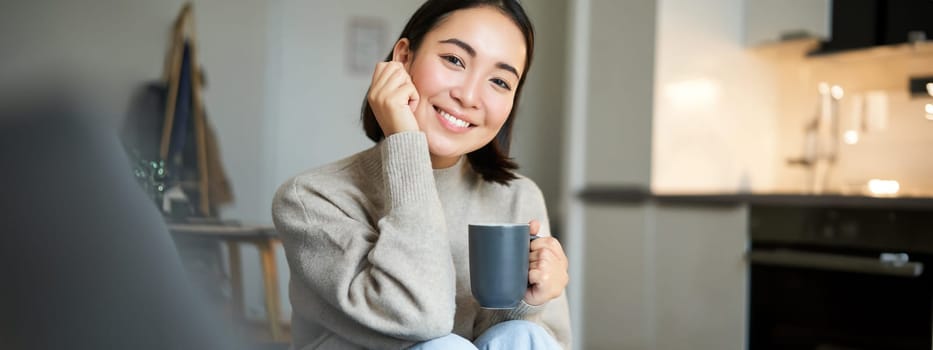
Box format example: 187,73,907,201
524,219,569,306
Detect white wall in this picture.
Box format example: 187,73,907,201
0,0,183,120
652,0,779,193
510,0,569,225
583,0,656,187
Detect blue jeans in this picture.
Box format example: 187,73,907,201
408,320,562,350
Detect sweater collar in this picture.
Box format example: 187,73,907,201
433,156,474,192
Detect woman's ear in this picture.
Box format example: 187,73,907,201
392,38,412,65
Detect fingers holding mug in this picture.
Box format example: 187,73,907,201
525,234,569,306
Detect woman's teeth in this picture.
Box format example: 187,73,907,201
438,109,470,128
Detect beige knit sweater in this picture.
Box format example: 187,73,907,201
272,131,571,350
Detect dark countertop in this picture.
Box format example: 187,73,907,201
578,186,933,210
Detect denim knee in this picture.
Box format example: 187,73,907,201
408,333,477,350
474,320,561,350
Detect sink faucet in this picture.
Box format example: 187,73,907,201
787,83,842,194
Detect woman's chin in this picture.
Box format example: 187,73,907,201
425,134,455,153
426,142,465,164
428,148,461,161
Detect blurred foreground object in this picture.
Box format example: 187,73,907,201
0,107,243,350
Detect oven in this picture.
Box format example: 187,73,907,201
748,205,933,350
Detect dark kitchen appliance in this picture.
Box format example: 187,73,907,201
811,0,933,56
748,204,933,349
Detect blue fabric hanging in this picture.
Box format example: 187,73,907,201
168,40,193,159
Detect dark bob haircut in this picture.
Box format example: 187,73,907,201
360,0,535,185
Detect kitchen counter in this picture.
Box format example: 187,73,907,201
579,186,933,210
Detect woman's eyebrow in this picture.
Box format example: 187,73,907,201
439,38,476,56
496,62,519,79
438,38,520,79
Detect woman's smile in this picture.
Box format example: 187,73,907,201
433,105,475,133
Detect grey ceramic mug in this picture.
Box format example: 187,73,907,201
468,223,530,309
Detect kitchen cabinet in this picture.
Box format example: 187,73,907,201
812,0,933,54
652,204,748,349
580,195,749,350
582,204,651,349
743,0,831,47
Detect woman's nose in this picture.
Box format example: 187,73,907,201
451,75,481,109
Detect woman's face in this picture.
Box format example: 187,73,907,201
398,6,527,168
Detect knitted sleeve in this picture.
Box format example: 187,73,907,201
272,131,456,346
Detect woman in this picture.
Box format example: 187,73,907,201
273,1,571,349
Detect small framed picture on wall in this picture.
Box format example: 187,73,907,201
348,17,388,75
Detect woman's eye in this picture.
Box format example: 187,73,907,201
491,78,512,91
443,55,464,67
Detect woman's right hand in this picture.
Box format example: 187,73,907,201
367,61,420,136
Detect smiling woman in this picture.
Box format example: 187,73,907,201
377,7,527,170
361,0,535,182
272,0,571,349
